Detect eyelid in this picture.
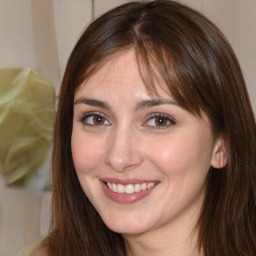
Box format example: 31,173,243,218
143,113,176,129
78,111,111,126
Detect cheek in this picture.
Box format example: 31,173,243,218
71,132,105,174
149,138,192,171
147,133,212,176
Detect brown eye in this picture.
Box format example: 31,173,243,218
144,114,175,129
93,115,105,125
155,117,168,126
80,113,110,126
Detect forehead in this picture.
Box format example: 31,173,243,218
75,49,171,100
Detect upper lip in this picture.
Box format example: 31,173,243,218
100,178,160,185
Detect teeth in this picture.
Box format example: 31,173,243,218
107,183,112,190
106,182,156,194
112,183,117,192
134,183,141,192
117,184,125,193
147,182,154,189
141,183,147,190
125,184,134,194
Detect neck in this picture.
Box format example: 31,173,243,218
124,227,200,256
122,206,202,256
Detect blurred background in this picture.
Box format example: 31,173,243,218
0,0,255,255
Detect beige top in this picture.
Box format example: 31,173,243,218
19,242,39,256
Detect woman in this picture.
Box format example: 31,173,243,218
31,1,256,255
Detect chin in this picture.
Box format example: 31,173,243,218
101,214,152,235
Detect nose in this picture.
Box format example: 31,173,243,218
104,126,143,172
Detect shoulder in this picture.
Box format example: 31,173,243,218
30,246,48,256
19,243,48,256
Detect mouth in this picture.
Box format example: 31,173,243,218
100,179,159,204
106,182,157,194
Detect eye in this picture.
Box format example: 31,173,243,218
144,114,175,128
79,112,110,126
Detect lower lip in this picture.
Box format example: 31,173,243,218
101,182,158,204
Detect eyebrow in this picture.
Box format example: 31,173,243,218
74,97,177,110
135,98,177,111
74,98,111,109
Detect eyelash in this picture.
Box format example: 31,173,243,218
144,113,176,129
78,112,110,126
78,112,175,129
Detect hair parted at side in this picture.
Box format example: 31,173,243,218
42,1,256,255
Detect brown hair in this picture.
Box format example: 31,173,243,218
43,1,256,255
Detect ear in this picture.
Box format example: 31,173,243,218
211,138,227,169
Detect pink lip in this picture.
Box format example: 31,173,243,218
100,179,159,204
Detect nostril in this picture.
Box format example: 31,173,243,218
104,133,143,172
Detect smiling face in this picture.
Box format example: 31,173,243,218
71,50,222,236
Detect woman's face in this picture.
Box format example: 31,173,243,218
71,50,220,236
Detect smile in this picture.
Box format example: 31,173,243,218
101,179,159,204
107,182,156,194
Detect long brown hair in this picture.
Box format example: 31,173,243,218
43,1,256,255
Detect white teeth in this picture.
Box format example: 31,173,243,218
112,183,117,192
106,182,156,194
125,184,134,194
147,182,154,189
141,183,147,190
117,184,125,193
107,183,112,189
134,183,141,192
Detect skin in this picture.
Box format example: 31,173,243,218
71,50,226,255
